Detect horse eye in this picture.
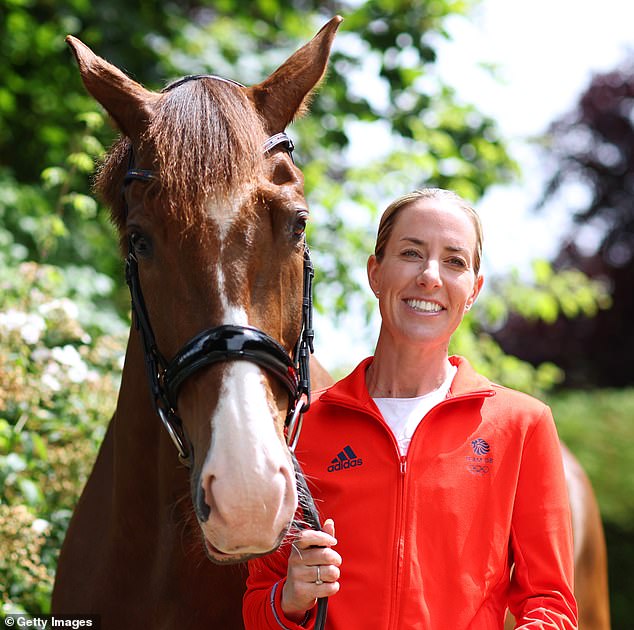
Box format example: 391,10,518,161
129,231,152,257
293,211,309,238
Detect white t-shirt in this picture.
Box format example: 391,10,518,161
373,365,457,456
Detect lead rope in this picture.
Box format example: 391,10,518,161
293,453,328,630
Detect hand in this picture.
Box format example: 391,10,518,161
281,518,341,621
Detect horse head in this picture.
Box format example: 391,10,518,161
66,17,341,564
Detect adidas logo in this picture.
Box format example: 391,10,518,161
327,445,363,472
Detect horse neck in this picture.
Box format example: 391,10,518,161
111,327,189,512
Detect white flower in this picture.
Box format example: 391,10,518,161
41,372,62,392
39,298,80,320
51,345,83,366
31,518,50,534
51,344,94,383
0,308,46,344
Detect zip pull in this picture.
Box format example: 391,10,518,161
400,456,407,475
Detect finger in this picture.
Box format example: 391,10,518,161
322,518,335,539
309,564,340,585
313,579,340,597
289,546,341,572
293,528,337,550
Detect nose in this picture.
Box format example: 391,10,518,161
198,450,297,554
417,259,442,287
194,362,298,555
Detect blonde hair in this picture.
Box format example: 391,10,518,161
374,188,483,275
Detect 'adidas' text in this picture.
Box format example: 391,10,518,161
328,445,363,472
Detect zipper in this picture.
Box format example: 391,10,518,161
386,391,493,629
388,453,408,630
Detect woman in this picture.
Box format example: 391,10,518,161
243,188,578,629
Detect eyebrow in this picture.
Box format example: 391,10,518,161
399,237,471,257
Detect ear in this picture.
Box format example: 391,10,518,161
246,16,343,134
367,254,381,297
466,275,484,311
66,35,159,142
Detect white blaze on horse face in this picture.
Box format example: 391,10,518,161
208,196,243,242
199,209,296,554
209,194,253,325
200,360,297,554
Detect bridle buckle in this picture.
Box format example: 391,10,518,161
286,394,309,453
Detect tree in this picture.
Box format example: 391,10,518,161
494,57,634,387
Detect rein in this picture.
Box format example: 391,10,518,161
121,74,327,628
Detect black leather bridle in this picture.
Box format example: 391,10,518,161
123,138,312,467
122,74,327,628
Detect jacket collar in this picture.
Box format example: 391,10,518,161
318,355,494,409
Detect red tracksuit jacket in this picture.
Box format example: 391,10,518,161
243,356,578,629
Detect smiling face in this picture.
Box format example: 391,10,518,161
367,196,484,354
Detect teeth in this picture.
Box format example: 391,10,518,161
406,299,443,313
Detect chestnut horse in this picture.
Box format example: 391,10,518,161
52,18,340,629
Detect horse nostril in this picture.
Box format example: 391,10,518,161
195,480,211,522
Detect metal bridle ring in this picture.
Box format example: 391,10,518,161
286,394,309,452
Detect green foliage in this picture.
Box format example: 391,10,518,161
604,521,634,630
0,259,126,615
0,0,193,302
548,388,634,529
485,259,611,326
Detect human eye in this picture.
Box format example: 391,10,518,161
401,248,420,258
447,256,468,269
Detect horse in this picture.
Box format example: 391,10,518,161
52,17,341,629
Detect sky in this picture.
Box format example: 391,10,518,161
437,0,634,276
316,0,634,371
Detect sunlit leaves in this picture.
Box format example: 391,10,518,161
485,260,611,328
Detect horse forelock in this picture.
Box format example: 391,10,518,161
96,78,266,234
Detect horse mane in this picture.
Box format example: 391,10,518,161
95,78,266,232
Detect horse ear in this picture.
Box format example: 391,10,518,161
247,16,343,134
66,35,159,141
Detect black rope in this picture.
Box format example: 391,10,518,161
293,454,328,630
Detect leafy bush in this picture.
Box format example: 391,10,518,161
0,260,126,615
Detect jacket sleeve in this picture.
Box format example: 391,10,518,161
507,406,578,629
243,544,317,630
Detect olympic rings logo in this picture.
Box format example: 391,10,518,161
467,464,490,475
